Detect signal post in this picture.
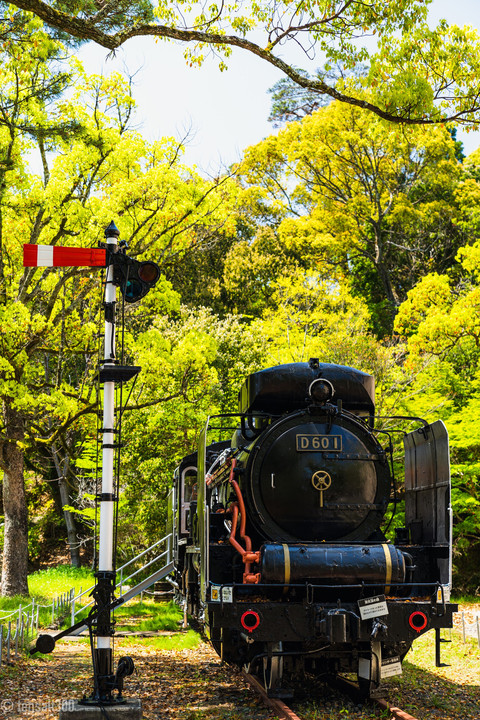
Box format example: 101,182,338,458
24,222,159,719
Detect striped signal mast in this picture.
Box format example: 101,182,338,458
25,222,159,711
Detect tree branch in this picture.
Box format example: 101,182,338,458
7,0,480,126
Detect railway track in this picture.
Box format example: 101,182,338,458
242,672,303,720
242,670,421,720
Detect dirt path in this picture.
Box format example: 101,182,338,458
0,638,271,720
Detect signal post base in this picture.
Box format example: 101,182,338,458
59,699,142,720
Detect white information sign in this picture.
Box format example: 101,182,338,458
381,656,402,678
358,594,389,620
358,655,402,680
221,586,233,603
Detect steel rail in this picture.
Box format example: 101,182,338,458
328,673,421,720
243,668,420,720
375,698,420,720
242,671,303,720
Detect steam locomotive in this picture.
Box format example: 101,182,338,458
169,360,457,697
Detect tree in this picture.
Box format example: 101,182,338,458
393,244,480,591
0,23,240,594
5,1,480,127
119,306,266,547
0,13,80,595
238,101,464,334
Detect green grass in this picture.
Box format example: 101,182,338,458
0,566,94,611
113,599,182,632
119,628,201,651
451,593,480,604
0,566,95,630
28,565,94,599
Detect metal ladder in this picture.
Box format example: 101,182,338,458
69,532,174,634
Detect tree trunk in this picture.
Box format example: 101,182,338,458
52,445,80,567
1,403,29,596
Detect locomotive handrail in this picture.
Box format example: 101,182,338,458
372,415,429,428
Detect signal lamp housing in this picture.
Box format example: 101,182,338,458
112,253,160,303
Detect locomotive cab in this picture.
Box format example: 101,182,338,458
172,360,457,698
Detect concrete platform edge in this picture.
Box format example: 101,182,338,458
59,698,142,720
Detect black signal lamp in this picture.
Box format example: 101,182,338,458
112,253,160,303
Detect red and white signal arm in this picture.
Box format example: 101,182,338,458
23,244,106,268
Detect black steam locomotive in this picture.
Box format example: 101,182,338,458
169,360,457,697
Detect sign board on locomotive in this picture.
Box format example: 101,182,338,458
296,434,343,452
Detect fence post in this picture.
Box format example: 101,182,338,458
14,617,19,657
7,621,11,664
35,606,39,633
183,600,188,630
52,599,55,625
71,597,75,627
20,616,24,655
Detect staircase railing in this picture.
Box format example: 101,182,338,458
70,532,174,628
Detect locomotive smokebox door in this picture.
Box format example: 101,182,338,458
247,410,390,542
404,420,452,589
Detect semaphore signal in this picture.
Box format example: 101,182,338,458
23,243,106,268
27,222,158,716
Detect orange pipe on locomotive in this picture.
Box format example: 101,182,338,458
226,459,260,583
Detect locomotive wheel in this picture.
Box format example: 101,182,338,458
263,642,284,696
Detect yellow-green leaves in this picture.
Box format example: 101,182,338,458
10,0,480,126
238,100,462,334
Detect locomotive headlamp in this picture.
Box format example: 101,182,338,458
309,378,334,405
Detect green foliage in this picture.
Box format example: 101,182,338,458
238,100,464,335
10,0,480,132
118,306,266,547
268,70,329,126
394,241,480,591
0,22,241,577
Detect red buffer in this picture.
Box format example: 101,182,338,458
23,244,106,268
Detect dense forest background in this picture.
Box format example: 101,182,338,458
1,8,480,595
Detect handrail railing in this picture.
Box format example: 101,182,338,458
0,532,174,662
0,589,74,668
70,533,173,625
